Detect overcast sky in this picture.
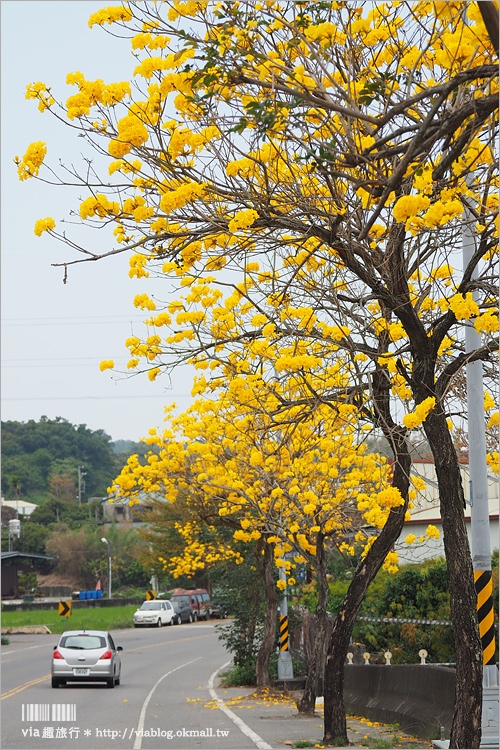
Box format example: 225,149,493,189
1,1,198,443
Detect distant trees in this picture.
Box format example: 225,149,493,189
45,523,149,590
2,417,120,502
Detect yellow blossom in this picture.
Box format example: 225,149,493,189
34,217,55,236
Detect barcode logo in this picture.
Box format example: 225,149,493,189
22,704,76,721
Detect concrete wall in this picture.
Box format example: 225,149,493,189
343,664,455,739
1,597,144,613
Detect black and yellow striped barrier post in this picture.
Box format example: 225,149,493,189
474,570,496,667
277,566,293,680
280,614,289,653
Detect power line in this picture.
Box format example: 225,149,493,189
1,319,147,328
2,394,189,402
2,361,128,369
2,314,148,323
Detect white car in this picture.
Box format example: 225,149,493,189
133,600,176,627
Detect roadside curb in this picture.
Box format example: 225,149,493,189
1,625,52,635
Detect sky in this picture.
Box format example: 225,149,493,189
1,1,198,443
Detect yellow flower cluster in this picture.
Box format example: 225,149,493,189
159,181,205,213
109,114,149,158
133,49,195,79
88,5,133,28
228,209,259,233
16,141,47,181
392,195,430,223
486,452,499,474
65,72,131,120
134,293,156,311
422,199,463,228
25,81,55,112
475,311,499,335
129,254,149,279
448,292,480,321
131,33,171,51
34,217,55,236
167,1,207,22
99,360,114,371
79,194,120,220
403,397,436,430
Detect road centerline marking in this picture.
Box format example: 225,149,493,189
125,632,214,653
2,674,52,700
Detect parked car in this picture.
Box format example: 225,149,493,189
133,599,176,627
170,588,213,620
51,630,122,688
171,599,196,624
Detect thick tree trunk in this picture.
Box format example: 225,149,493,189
424,409,483,749
297,534,330,714
322,497,410,743
255,540,278,688
323,411,412,745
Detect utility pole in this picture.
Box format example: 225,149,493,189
463,203,498,749
277,565,294,681
77,466,87,506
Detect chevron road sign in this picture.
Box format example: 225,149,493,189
58,601,71,617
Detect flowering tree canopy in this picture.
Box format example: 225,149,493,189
17,2,498,745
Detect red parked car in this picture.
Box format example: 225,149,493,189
169,588,213,621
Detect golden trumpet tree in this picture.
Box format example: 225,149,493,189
18,1,498,744
110,376,439,703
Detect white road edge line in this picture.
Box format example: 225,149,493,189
133,657,201,750
208,661,273,750
1,643,52,658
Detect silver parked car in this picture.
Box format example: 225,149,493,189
133,599,176,627
51,630,122,688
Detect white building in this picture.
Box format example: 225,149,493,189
1,499,38,517
394,461,499,564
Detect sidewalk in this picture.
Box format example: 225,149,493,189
208,684,433,749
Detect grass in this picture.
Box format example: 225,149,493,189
1,605,139,634
294,742,316,748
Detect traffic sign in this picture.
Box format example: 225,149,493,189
146,590,156,600
58,601,71,617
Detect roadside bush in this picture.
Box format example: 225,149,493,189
121,560,150,588
352,558,456,663
296,557,494,664
211,549,274,685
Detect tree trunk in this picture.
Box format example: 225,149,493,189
323,415,412,745
424,409,483,749
297,534,330,714
255,539,278,689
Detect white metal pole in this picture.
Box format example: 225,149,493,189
108,549,112,600
462,202,498,749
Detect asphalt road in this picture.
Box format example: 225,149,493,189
1,622,256,750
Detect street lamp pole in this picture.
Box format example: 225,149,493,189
462,202,498,749
101,538,111,599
